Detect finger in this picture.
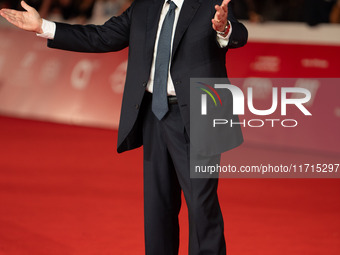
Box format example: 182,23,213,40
1,9,20,16
214,11,225,22
212,19,223,27
211,19,223,30
218,11,228,21
212,22,217,31
2,12,19,23
21,1,33,12
0,12,9,20
212,19,218,27
218,5,227,16
212,13,221,24
6,16,18,24
215,5,228,20
1,10,19,20
214,6,223,18
211,19,219,31
1,9,23,21
0,11,14,20
3,15,21,27
215,5,226,17
221,0,230,12
221,4,228,13
222,0,231,6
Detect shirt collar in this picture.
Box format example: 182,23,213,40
166,0,184,10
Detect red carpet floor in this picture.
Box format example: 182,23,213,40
0,116,339,255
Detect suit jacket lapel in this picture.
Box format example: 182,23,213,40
172,0,201,59
145,0,164,70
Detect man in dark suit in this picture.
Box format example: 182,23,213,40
1,1,247,254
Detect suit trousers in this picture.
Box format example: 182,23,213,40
141,92,226,255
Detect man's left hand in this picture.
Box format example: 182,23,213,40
212,0,230,33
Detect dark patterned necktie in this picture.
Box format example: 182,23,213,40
152,1,177,120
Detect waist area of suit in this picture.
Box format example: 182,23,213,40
144,91,178,105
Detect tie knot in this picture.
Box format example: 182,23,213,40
167,0,177,11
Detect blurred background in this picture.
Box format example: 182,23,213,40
0,1,339,255
0,0,133,24
1,0,340,25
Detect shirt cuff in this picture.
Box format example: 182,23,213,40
36,19,56,40
216,21,232,48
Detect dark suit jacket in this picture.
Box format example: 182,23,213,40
48,0,248,155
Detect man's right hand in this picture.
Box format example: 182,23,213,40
0,1,43,34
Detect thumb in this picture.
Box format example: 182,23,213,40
21,1,33,12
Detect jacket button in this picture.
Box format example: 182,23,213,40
175,80,181,85
135,104,140,109
142,82,147,87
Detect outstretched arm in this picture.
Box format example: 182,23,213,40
1,0,133,53
0,1,43,34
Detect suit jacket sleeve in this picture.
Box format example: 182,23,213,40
226,0,248,49
47,1,135,53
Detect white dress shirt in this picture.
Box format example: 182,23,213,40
37,0,232,95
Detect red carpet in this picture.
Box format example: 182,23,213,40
0,116,339,255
